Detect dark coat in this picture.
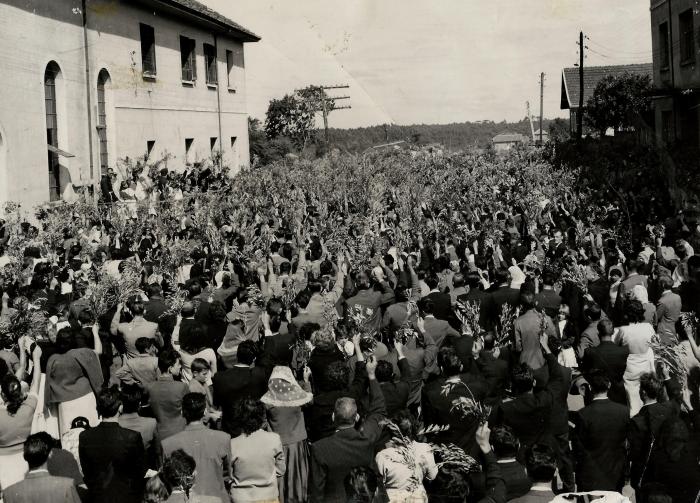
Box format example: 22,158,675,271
424,291,459,328
572,398,630,492
581,341,630,405
212,365,267,436
79,422,146,503
379,357,411,416
458,288,496,330
476,351,509,405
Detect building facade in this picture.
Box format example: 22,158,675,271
650,0,700,146
492,133,529,152
0,0,259,208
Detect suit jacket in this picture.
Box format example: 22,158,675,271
458,288,496,330
656,291,682,344
497,460,532,501
146,375,188,440
514,309,555,369
490,286,520,312
577,320,601,359
491,354,564,457
536,289,562,319
178,318,209,350
572,398,630,492
628,401,677,489
309,379,386,503
581,341,629,404
379,357,411,416
3,471,81,503
422,316,460,348
79,422,146,503
258,332,295,374
510,488,556,503
212,365,267,436
476,351,509,404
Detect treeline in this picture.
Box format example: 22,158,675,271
326,118,562,152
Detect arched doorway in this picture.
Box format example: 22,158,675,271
45,61,62,201
97,69,111,176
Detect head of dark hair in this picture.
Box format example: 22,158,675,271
419,298,435,316
466,272,482,289
390,409,417,440
658,274,674,291
425,275,440,290
438,347,462,377
587,369,611,395
541,271,556,286
23,432,54,469
597,319,614,338
325,361,350,391
162,449,196,496
519,291,536,310
584,303,602,322
232,398,266,435
130,301,145,316
182,393,206,423
135,337,154,354
452,273,465,289
237,340,258,365
299,322,321,341
158,347,181,374
624,298,646,323
491,425,519,458
181,301,195,318
1,375,25,415
375,361,394,383
494,268,510,285
525,444,557,482
511,364,534,395
96,386,122,418
120,384,144,414
78,309,94,325
190,357,210,374
640,372,663,401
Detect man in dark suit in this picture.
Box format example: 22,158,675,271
490,334,564,461
79,387,146,503
510,444,558,503
375,342,412,416
572,369,630,492
420,298,460,348
309,357,385,503
535,271,562,319
581,319,629,405
459,272,496,330
655,275,682,344
423,274,458,328
143,283,169,324
257,316,295,375
490,426,531,501
489,268,521,312
514,292,556,385
4,432,81,503
177,301,208,350
577,303,603,359
422,346,488,456
475,333,509,404
212,340,267,436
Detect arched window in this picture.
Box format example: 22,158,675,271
44,62,61,201
97,69,111,175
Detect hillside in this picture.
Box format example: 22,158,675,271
326,118,560,152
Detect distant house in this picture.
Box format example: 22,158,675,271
560,63,653,134
533,129,550,144
492,133,529,152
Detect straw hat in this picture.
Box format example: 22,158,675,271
261,366,313,408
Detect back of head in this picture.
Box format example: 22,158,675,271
130,301,145,316
120,384,144,414
453,273,465,289
511,363,534,395
525,444,557,482
97,386,122,419
491,425,519,458
495,268,510,285
182,392,206,423
1,375,24,415
181,301,195,318
587,369,611,395
390,409,417,440
236,340,258,365
162,449,196,495
597,318,614,339
658,274,674,291
624,298,646,323
466,272,482,289
640,372,663,401
333,397,358,427
135,337,154,355
425,275,440,291
437,347,462,377
158,347,181,374
541,270,556,287
375,360,394,383
584,303,602,322
24,432,54,470
232,398,265,435
519,291,536,310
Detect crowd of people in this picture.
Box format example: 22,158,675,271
0,151,699,503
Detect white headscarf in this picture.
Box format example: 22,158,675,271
630,284,650,305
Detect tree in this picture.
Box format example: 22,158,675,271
584,73,652,136
548,118,570,143
249,117,294,166
264,86,333,149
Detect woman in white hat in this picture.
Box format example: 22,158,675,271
261,365,313,503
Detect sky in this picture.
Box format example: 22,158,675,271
206,0,653,128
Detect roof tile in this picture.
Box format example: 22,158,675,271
561,63,652,110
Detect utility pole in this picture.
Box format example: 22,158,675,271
577,31,584,139
296,85,351,146
539,72,545,145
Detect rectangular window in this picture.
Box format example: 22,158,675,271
185,138,194,162
226,50,234,89
139,23,157,77
659,22,670,69
204,43,217,85
210,137,218,153
679,9,695,63
180,36,197,82
146,140,155,159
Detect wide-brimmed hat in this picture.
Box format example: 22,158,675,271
261,366,313,408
